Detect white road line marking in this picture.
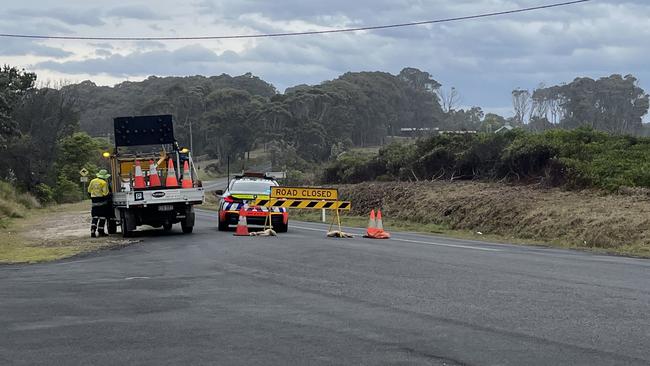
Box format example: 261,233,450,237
124,276,150,280
292,225,359,233
291,225,501,252
390,238,501,252
52,258,98,266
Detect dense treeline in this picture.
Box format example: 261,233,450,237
2,64,649,198
66,68,445,168
323,128,650,191
66,73,277,137
0,66,109,203
67,69,649,170
521,75,649,134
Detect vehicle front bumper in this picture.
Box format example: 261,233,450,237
220,209,288,227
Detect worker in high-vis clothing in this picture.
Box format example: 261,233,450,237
88,169,112,237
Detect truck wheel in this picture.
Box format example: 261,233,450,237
121,216,131,237
120,209,133,238
163,223,173,232
107,219,117,234
181,207,195,234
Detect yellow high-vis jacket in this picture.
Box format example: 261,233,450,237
88,178,109,198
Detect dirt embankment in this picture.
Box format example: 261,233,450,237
339,181,650,255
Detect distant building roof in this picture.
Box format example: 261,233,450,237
400,127,432,132
494,124,514,133
438,130,477,135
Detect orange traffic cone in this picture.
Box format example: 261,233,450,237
181,161,192,188
364,209,379,238
165,159,179,187
364,209,390,239
133,160,146,189
234,207,250,236
148,160,161,187
375,210,391,239
368,209,377,229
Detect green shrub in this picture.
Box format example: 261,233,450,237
322,128,650,191
53,174,82,203
500,135,557,179
286,169,310,185
0,180,14,199
33,183,55,204
16,193,41,209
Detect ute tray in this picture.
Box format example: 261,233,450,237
112,187,204,208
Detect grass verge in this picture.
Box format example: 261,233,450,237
289,209,650,258
0,201,137,264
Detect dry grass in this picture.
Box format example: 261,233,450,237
335,181,650,257
0,197,26,220
0,201,139,264
0,181,40,226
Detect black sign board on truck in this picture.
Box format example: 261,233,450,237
114,115,175,147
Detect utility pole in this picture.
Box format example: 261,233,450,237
189,120,193,153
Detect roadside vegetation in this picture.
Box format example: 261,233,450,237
0,66,111,205
0,181,40,227
62,69,648,177
293,181,650,257
323,128,650,191
4,64,649,185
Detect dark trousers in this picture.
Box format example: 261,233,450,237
91,197,110,234
91,217,106,233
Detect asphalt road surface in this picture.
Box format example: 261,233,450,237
2,209,649,365
201,176,229,192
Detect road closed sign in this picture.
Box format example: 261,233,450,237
271,186,338,201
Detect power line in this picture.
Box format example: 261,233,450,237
0,0,591,41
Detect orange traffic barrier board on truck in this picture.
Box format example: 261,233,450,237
271,186,338,201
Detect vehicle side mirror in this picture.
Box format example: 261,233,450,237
214,189,224,196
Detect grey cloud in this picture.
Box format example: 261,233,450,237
0,18,74,35
134,41,167,51
6,7,104,26
35,45,222,76
33,42,339,90
0,38,72,58
106,5,168,20
173,45,220,62
89,43,114,50
202,0,416,23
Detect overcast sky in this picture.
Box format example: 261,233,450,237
1,0,648,118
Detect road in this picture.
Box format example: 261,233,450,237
1,209,649,365
200,160,273,192
201,176,229,192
